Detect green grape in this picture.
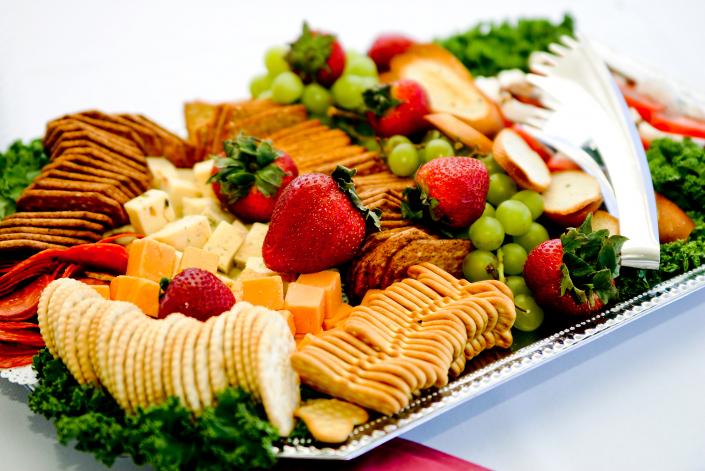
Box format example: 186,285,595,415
359,136,381,152
383,135,412,155
257,89,273,100
512,190,544,220
463,250,499,282
271,71,304,104
513,222,549,252
302,83,333,115
468,216,505,251
505,275,531,296
496,200,532,236
514,294,545,332
480,155,505,175
482,203,495,218
264,46,290,76
487,173,517,206
387,143,420,177
346,50,364,62
422,138,454,163
421,130,443,144
345,54,378,78
331,76,375,110
249,74,271,98
501,243,528,275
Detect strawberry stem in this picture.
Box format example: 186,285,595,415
286,22,335,82
363,84,402,117
331,165,382,233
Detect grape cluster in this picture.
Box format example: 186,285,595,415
249,48,379,115
383,131,456,177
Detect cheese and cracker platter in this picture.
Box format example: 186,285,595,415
2,13,705,469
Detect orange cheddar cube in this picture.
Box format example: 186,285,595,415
90,284,111,300
323,303,353,330
110,275,160,317
176,246,219,275
126,238,176,283
241,275,284,310
296,270,342,319
278,309,296,336
285,282,325,335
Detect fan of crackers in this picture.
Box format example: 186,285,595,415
37,278,300,436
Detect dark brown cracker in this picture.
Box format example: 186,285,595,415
45,157,145,196
0,217,105,232
382,239,471,287
268,119,324,141
0,226,101,241
46,124,145,164
50,138,146,173
32,177,130,204
119,114,193,168
53,150,150,191
75,111,160,155
229,105,307,139
0,240,68,253
6,211,112,227
42,169,139,199
16,190,127,226
50,114,146,152
0,232,89,246
184,101,218,144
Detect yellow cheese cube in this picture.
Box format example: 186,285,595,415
90,284,111,300
147,157,178,190
192,160,216,199
176,246,220,274
234,222,268,268
166,178,200,217
323,303,353,330
124,189,176,236
148,215,212,251
110,275,160,317
241,275,284,310
278,310,296,336
296,271,342,319
126,238,176,283
285,282,325,335
203,221,246,273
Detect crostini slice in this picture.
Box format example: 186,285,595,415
655,193,695,243
424,113,493,154
591,209,620,235
543,170,603,227
492,128,551,192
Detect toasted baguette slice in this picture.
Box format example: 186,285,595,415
543,170,603,227
424,113,493,153
385,44,503,136
655,193,694,242
591,210,620,235
493,129,551,192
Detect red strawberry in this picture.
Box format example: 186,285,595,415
402,157,488,229
367,33,415,72
159,268,236,321
210,134,298,222
364,80,430,137
263,166,381,273
287,22,345,87
523,216,627,316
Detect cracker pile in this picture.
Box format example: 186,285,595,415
292,263,515,415
37,278,300,436
349,227,472,300
358,188,411,230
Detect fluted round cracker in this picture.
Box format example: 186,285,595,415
247,307,269,400
208,311,229,395
37,279,70,356
169,317,196,403
196,316,216,409
76,298,106,384
125,319,148,412
234,307,251,393
180,321,202,412
151,313,184,405
96,301,137,386
61,297,96,384
110,313,143,410
136,320,157,409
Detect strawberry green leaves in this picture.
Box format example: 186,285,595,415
559,215,627,306
209,134,286,204
363,84,402,117
287,22,335,82
332,165,381,233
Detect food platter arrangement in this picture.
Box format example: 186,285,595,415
2,14,705,470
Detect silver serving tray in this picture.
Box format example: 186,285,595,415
277,50,705,460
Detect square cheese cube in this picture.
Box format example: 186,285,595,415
296,271,342,319
175,168,196,182
323,303,353,330
149,215,212,251
241,275,284,310
193,159,216,199
166,178,200,217
147,157,178,190
126,238,176,283
285,282,325,335
90,285,111,300
234,222,268,268
124,189,176,236
176,246,220,274
110,275,160,317
278,309,296,336
203,221,246,273
182,196,235,228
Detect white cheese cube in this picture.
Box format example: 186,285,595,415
234,222,269,268
182,197,235,228
203,221,246,273
193,159,216,199
148,215,211,251
176,168,197,183
146,157,178,190
124,189,175,236
166,178,200,217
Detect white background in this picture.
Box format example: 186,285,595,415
2,1,705,469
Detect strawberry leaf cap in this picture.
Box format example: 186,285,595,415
331,165,382,233
208,134,286,204
286,22,335,82
363,84,402,117
559,214,627,306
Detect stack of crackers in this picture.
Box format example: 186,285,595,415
0,111,192,256
38,278,300,436
348,227,472,300
359,188,411,230
292,263,515,415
